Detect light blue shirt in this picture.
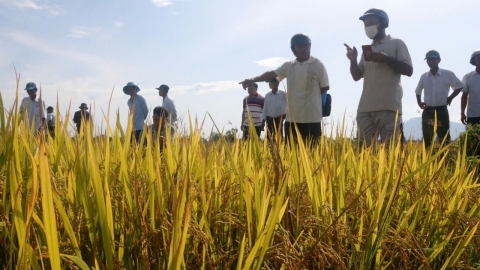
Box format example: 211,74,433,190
127,94,148,131
162,95,177,123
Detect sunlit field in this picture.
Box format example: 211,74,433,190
1,80,480,269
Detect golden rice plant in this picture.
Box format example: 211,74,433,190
0,75,480,269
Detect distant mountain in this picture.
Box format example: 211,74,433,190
403,117,465,140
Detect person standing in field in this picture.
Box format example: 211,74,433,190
461,49,480,126
20,82,46,135
240,33,330,144
148,106,168,148
46,106,55,137
73,103,91,133
415,50,464,148
262,77,286,141
123,82,148,143
156,84,177,137
241,83,265,140
345,8,413,147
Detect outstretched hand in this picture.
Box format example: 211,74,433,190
239,79,254,90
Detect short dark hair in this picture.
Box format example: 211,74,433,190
153,106,168,117
47,106,54,110
269,77,279,83
252,83,258,89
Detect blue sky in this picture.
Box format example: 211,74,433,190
0,0,478,137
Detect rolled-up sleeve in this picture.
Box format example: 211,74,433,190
395,39,413,67
449,72,464,91
415,75,424,95
462,75,469,93
275,62,288,78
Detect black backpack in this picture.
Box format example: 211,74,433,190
322,94,332,117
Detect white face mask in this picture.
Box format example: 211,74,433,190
365,25,379,39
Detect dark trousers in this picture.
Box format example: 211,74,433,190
284,121,321,145
422,106,450,147
132,130,142,143
265,116,284,141
242,125,262,140
467,117,480,125
48,126,55,138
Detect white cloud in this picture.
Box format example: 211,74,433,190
151,0,174,7
171,81,240,95
12,0,60,15
255,57,289,68
67,28,89,39
114,21,124,28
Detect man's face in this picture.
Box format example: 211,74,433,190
426,57,441,69
475,55,480,68
26,89,37,99
159,89,167,97
293,44,311,61
127,86,137,95
269,81,279,90
153,114,166,128
47,108,53,114
247,85,257,95
363,15,381,28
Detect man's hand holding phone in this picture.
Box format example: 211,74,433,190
344,43,358,62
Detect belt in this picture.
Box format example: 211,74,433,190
426,105,447,110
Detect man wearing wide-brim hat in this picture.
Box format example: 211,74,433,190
73,103,91,133
124,82,148,143
461,49,480,125
415,50,464,148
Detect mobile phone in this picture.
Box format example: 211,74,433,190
362,45,373,61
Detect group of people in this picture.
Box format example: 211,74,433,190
240,8,480,147
19,81,178,144
17,8,480,147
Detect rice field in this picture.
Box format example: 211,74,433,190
1,81,480,269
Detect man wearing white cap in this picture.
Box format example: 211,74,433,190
19,82,46,135
123,82,148,143
461,49,480,125
415,50,464,147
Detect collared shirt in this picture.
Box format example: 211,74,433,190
462,70,480,117
415,69,464,107
243,93,264,126
19,96,46,134
47,113,55,127
275,56,329,123
262,90,287,119
162,95,177,123
127,94,148,131
358,35,413,114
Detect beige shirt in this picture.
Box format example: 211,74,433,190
275,56,329,123
358,35,412,114
462,70,480,118
415,69,464,107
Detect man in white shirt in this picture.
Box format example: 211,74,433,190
240,33,330,144
262,77,287,141
415,50,463,148
461,49,480,126
19,82,46,135
156,84,177,136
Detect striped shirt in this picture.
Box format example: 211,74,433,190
243,93,264,127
